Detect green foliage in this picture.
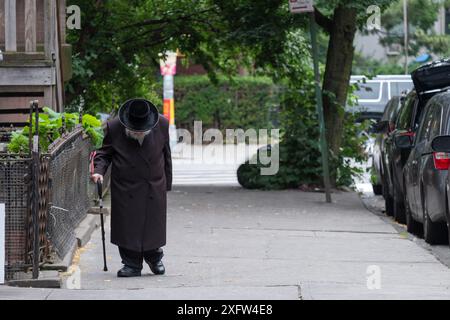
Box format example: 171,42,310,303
353,52,405,75
379,0,444,57
7,108,104,153
7,131,30,154
237,32,369,190
237,82,369,190
168,76,278,133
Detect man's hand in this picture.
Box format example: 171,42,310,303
91,174,104,184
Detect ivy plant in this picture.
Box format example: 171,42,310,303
7,108,104,154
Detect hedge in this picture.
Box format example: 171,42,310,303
160,76,280,134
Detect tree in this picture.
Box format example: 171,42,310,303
378,0,446,60
311,1,391,184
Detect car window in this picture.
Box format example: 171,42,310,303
417,103,435,143
385,98,401,123
381,99,394,122
390,81,414,97
430,106,442,140
353,82,381,100
396,95,415,130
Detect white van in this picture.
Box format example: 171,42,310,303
349,75,414,120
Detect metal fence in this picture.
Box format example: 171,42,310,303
46,129,93,260
0,156,32,280
0,126,95,281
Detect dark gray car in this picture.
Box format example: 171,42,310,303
371,96,404,196
403,91,450,244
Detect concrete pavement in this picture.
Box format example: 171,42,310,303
3,185,450,299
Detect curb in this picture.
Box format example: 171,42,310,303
6,271,61,288
75,214,100,247
7,212,102,289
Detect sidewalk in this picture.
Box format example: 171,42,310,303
3,186,450,299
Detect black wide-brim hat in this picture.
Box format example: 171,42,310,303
118,98,159,132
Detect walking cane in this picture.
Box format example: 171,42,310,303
97,180,108,272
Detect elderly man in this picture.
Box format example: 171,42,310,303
92,98,172,278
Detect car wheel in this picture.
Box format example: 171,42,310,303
393,184,406,224
405,191,422,236
423,195,448,245
372,184,383,196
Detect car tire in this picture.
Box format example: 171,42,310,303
405,191,422,236
372,184,383,196
423,195,448,245
393,184,406,224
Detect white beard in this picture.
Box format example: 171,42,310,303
125,129,151,146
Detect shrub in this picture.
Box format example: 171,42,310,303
157,75,280,134
236,72,369,190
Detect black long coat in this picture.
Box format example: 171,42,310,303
93,116,172,252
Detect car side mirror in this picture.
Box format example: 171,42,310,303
431,135,450,152
394,134,413,149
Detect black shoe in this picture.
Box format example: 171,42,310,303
148,261,165,275
117,266,141,278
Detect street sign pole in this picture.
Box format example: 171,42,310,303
309,12,332,203
289,0,332,202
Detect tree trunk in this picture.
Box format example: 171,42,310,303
321,6,357,186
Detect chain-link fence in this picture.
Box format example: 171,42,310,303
0,156,32,280
0,127,95,281
46,129,93,259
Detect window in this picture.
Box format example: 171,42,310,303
416,104,436,143
396,95,416,130
390,81,414,97
430,107,442,140
353,82,381,100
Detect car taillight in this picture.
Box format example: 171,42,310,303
433,152,450,170
400,131,415,137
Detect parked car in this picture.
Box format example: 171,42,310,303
430,134,450,246
349,75,413,120
383,90,421,221
371,96,405,196
382,59,450,223
403,90,450,244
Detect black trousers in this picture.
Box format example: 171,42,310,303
119,247,164,270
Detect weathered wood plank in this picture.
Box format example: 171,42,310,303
5,0,17,52
0,113,29,123
0,66,54,86
0,96,44,110
25,0,37,52
43,0,53,58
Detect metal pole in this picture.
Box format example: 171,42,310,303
309,13,332,203
31,100,40,279
403,0,408,75
52,53,61,112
